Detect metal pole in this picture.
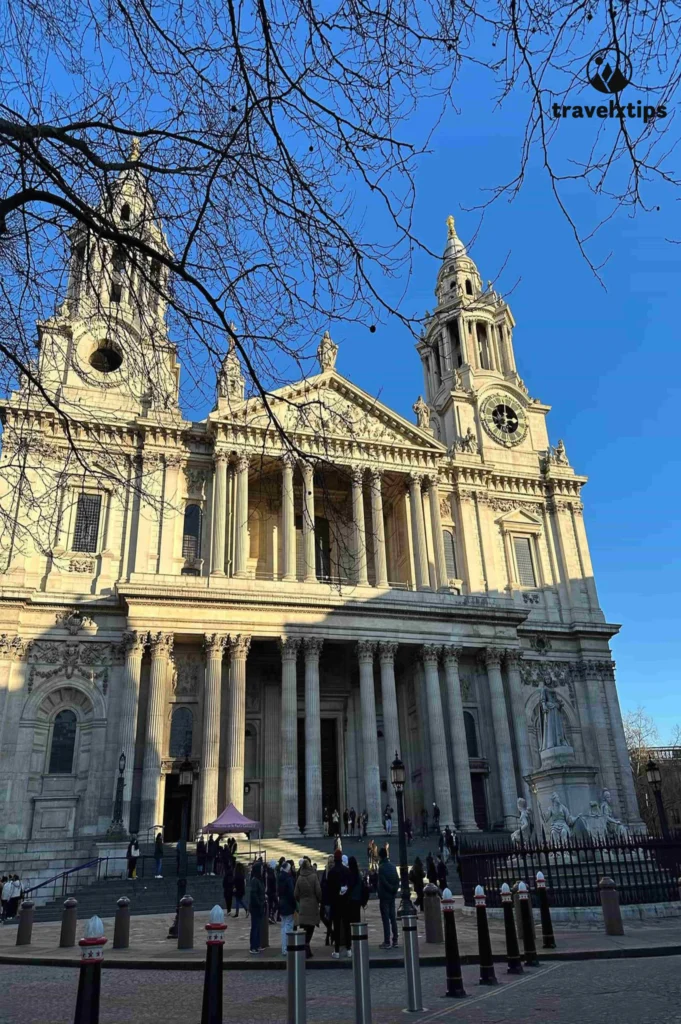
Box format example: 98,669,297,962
287,927,307,1024
500,884,523,974
517,882,539,966
168,782,191,939
535,872,556,949
202,905,227,1024
113,897,131,949
73,916,107,1024
441,889,466,998
351,920,372,1024
402,912,424,1012
395,785,414,917
654,789,670,839
474,886,497,985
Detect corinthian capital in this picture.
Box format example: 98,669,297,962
149,632,174,659
356,640,376,662
279,636,301,660
122,631,146,657
421,643,441,665
227,633,252,659
303,636,324,659
378,641,398,663
204,633,228,658
481,647,502,670
504,648,523,669
350,465,365,486
442,645,464,666
235,451,250,472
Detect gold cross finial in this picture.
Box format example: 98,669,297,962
129,137,141,162
446,214,456,239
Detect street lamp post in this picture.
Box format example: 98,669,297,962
390,752,415,917
167,755,194,939
106,752,127,837
646,758,670,839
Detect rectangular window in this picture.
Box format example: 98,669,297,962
513,536,536,587
110,282,122,303
72,493,102,553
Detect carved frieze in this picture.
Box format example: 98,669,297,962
27,639,119,694
521,660,572,689
172,653,201,697
55,610,97,635
529,633,552,653
0,635,27,660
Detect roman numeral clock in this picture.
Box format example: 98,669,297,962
480,392,528,446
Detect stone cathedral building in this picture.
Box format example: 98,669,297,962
0,162,641,872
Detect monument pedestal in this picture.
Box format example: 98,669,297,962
527,761,601,828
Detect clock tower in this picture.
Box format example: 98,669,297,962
416,216,551,468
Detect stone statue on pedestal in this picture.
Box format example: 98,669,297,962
539,686,570,751
541,791,575,845
601,790,628,839
511,796,534,846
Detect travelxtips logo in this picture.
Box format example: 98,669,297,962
586,47,632,94
551,44,666,123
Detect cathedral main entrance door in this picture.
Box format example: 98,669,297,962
297,717,340,832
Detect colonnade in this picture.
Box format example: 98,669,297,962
208,450,452,590
119,629,533,837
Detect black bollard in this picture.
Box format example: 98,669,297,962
113,897,130,950
500,884,523,974
73,916,107,1024
474,885,497,986
201,905,227,1024
535,872,556,949
441,888,466,998
16,899,34,946
517,882,539,966
60,897,79,948
177,894,194,950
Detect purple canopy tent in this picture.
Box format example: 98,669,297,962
201,803,262,857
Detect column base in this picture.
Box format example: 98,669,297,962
303,825,324,838
233,571,248,579
210,569,225,577
458,820,481,832
303,576,317,584
278,825,302,839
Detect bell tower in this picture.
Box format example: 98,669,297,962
34,139,180,421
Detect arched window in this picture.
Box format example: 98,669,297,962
169,707,193,757
121,203,131,222
182,504,202,561
48,709,77,774
465,279,473,295
442,529,457,579
464,711,479,758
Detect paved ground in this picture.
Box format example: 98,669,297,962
3,954,681,1023
2,899,681,968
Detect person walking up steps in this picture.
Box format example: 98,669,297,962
377,847,399,949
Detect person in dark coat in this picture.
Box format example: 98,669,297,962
153,833,164,878
436,856,448,891
248,862,265,954
233,861,248,918
222,856,234,913
409,856,425,911
347,856,364,928
277,861,296,955
377,847,399,948
432,803,441,831
206,835,218,875
320,855,334,945
266,861,278,922
196,836,207,875
421,807,429,837
294,857,322,959
326,849,351,958
426,853,437,885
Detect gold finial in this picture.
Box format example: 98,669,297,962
129,137,141,162
446,215,456,239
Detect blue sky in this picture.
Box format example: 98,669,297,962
328,66,681,741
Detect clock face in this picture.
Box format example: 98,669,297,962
480,392,528,447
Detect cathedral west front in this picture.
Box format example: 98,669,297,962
0,156,641,873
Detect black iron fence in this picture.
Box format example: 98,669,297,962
457,833,681,908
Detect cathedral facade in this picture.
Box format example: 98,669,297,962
0,163,641,869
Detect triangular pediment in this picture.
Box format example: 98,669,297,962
215,370,446,453
495,507,542,527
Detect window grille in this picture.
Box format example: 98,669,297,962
513,536,537,587
72,493,102,553
48,710,77,774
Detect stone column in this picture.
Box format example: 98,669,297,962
600,662,643,825
351,466,368,586
301,462,316,583
197,634,227,828
357,641,382,830
118,631,146,829
483,648,518,829
425,475,449,590
442,646,479,831
408,473,430,591
369,470,389,588
303,637,324,836
281,453,296,581
224,634,251,809
140,632,173,832
378,642,400,783
159,455,183,574
278,637,301,837
421,645,454,827
504,650,533,799
233,452,250,578
210,453,228,575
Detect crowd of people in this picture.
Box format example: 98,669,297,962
0,875,24,922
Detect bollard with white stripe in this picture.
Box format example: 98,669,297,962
500,883,523,974
474,885,497,986
73,916,107,1024
287,927,307,1024
402,912,424,1012
517,882,539,966
351,920,372,1024
535,872,556,949
441,888,466,998
201,905,228,1024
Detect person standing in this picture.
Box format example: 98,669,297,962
331,808,340,836
278,862,296,956
361,810,368,839
327,850,351,959
248,862,265,954
349,807,356,837
233,861,248,918
347,856,364,929
409,856,425,911
126,836,140,879
436,855,448,891
294,857,322,959
377,847,399,949
206,834,217,876
153,832,164,878
323,807,329,836
432,802,440,832
343,808,349,835
266,860,278,923
222,856,234,914
320,855,334,946
214,837,223,875
421,807,429,838
196,836,207,875
404,816,413,844
384,803,393,835
0,876,8,921
426,853,437,885
6,876,22,920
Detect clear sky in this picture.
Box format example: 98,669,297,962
323,65,681,742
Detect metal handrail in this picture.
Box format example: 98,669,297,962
23,857,104,902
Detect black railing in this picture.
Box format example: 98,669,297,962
457,833,681,908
